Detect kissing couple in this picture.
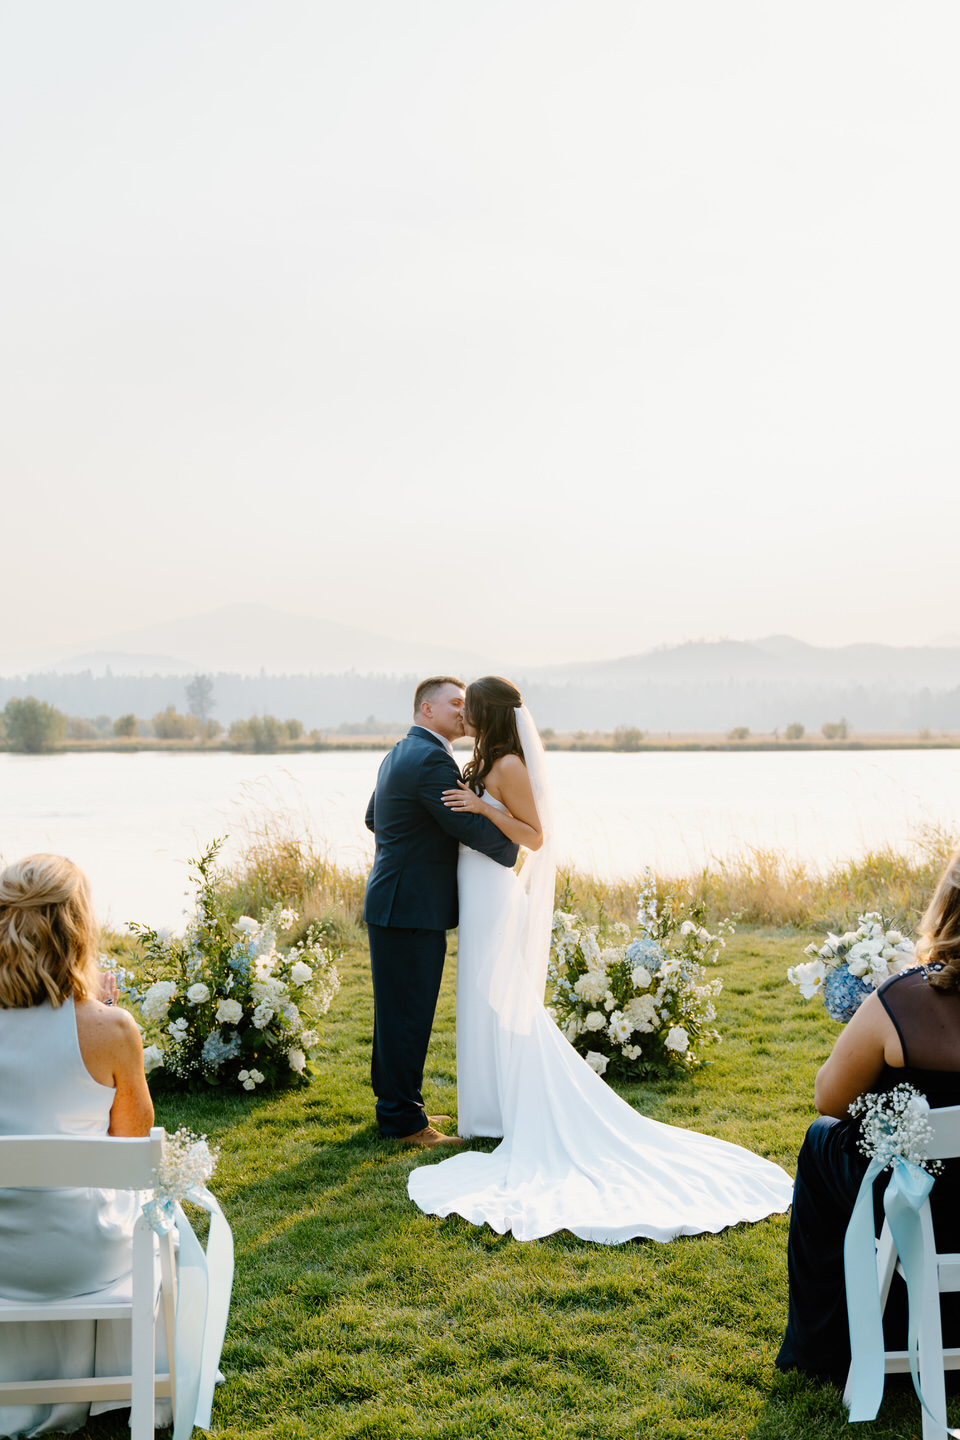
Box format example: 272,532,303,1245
364,675,794,1244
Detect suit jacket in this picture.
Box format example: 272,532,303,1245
363,727,519,930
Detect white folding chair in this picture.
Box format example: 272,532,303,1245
0,1125,177,1440
844,1103,960,1438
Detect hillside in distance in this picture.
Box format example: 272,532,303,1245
528,635,960,690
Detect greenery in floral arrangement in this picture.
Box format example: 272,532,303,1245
124,841,340,1093
547,871,732,1081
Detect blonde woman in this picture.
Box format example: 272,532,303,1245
0,853,154,1437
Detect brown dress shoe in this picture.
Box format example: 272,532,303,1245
399,1125,464,1148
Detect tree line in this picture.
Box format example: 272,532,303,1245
0,696,310,754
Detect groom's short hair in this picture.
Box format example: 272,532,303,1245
414,675,464,716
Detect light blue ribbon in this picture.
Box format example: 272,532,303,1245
143,1184,234,1439
845,1155,960,1434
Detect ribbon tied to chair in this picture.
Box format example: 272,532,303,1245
845,1154,960,1435
143,1183,234,1440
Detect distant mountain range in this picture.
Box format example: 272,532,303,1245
3,611,960,731
7,603,496,679
523,635,960,690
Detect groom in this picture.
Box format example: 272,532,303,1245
364,676,519,1146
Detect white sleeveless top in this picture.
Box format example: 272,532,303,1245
0,998,138,1301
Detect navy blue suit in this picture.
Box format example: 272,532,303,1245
363,726,519,1136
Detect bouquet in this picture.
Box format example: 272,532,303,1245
126,842,340,1092
849,1083,942,1176
547,872,730,1081
787,912,915,1023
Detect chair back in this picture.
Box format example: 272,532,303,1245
0,1127,164,1188
925,1104,960,1162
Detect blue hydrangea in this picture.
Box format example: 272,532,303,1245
822,964,872,1023
625,938,664,974
201,1028,242,1072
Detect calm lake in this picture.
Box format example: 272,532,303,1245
1,748,959,929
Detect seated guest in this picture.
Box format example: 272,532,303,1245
777,846,960,1384
0,853,155,1438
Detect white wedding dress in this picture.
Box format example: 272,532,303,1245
408,706,794,1244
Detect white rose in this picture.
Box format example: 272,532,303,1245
584,1010,606,1032
290,960,313,986
585,1051,609,1075
141,980,177,1024
142,1044,164,1075
186,983,210,1005
287,1047,306,1073
235,917,258,934
216,998,243,1025
630,965,652,990
665,1025,689,1053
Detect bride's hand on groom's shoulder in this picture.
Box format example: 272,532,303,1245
442,781,483,814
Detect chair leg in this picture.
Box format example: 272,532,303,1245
129,1219,157,1440
159,1226,177,1405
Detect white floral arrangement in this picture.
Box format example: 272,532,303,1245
849,1083,942,1176
127,842,340,1093
547,871,730,1080
142,1127,220,1233
787,912,916,1023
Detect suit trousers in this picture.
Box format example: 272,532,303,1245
368,923,447,1138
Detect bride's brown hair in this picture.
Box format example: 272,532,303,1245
462,676,524,794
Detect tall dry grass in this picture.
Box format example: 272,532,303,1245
556,822,957,934
182,812,958,943
218,810,368,948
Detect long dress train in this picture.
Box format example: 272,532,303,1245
408,708,793,1244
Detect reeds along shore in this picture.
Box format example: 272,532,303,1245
177,816,957,941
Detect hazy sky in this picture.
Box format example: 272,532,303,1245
3,2,958,667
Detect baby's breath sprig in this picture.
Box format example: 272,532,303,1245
849,1083,943,1175
142,1127,220,1234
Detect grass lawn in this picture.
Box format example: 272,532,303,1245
78,927,949,1439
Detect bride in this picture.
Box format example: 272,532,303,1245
407,676,794,1243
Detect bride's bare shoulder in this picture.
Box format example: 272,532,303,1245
487,752,531,796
